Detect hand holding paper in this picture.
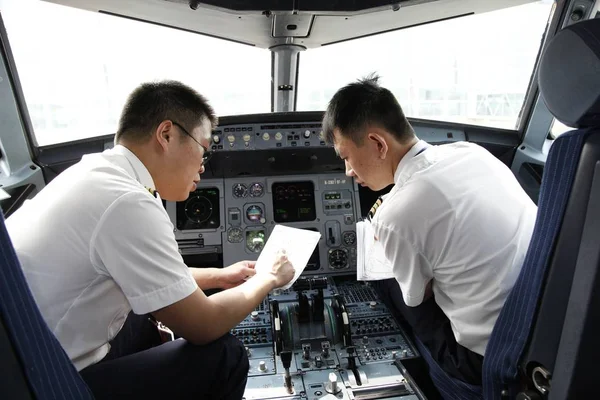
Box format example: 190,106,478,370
254,225,321,290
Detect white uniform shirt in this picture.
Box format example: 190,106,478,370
6,145,198,370
372,140,537,356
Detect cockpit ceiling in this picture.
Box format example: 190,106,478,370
42,0,538,48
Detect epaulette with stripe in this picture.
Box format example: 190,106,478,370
367,196,383,222
145,187,158,198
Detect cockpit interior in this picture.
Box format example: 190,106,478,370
0,0,600,399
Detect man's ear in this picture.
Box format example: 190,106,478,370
155,120,173,151
367,132,389,160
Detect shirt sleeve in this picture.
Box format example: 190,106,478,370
90,191,198,314
373,223,433,307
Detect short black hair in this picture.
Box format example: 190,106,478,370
115,80,217,144
322,73,415,145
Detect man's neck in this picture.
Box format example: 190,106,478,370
117,141,160,187
390,137,419,179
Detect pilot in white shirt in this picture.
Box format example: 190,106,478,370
322,74,536,386
7,80,294,399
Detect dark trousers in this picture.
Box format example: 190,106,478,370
371,279,484,386
80,312,249,400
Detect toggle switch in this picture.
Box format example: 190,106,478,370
325,221,341,247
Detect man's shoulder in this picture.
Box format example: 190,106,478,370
377,179,447,229
11,152,149,226
81,151,133,178
70,152,147,196
433,141,488,159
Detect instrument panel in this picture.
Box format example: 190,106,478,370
211,123,325,152
160,116,465,399
208,119,465,153
166,173,359,274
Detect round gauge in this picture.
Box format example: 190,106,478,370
184,195,213,224
249,183,264,197
246,205,264,222
343,231,357,246
233,183,248,198
227,227,243,243
328,249,348,270
246,230,265,253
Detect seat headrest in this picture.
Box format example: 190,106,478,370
539,18,600,128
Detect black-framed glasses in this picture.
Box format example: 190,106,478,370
171,121,213,165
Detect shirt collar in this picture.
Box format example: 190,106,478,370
111,144,156,192
393,139,431,184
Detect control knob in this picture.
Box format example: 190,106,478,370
259,361,268,372
251,311,260,321
325,372,341,394
303,130,311,139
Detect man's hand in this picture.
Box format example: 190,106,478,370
268,250,295,289
218,260,257,289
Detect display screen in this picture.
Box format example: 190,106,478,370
272,181,316,223
176,188,220,230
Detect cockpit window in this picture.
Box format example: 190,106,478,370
296,0,554,130
2,1,271,146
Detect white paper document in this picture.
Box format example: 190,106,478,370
356,220,395,281
254,225,321,290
